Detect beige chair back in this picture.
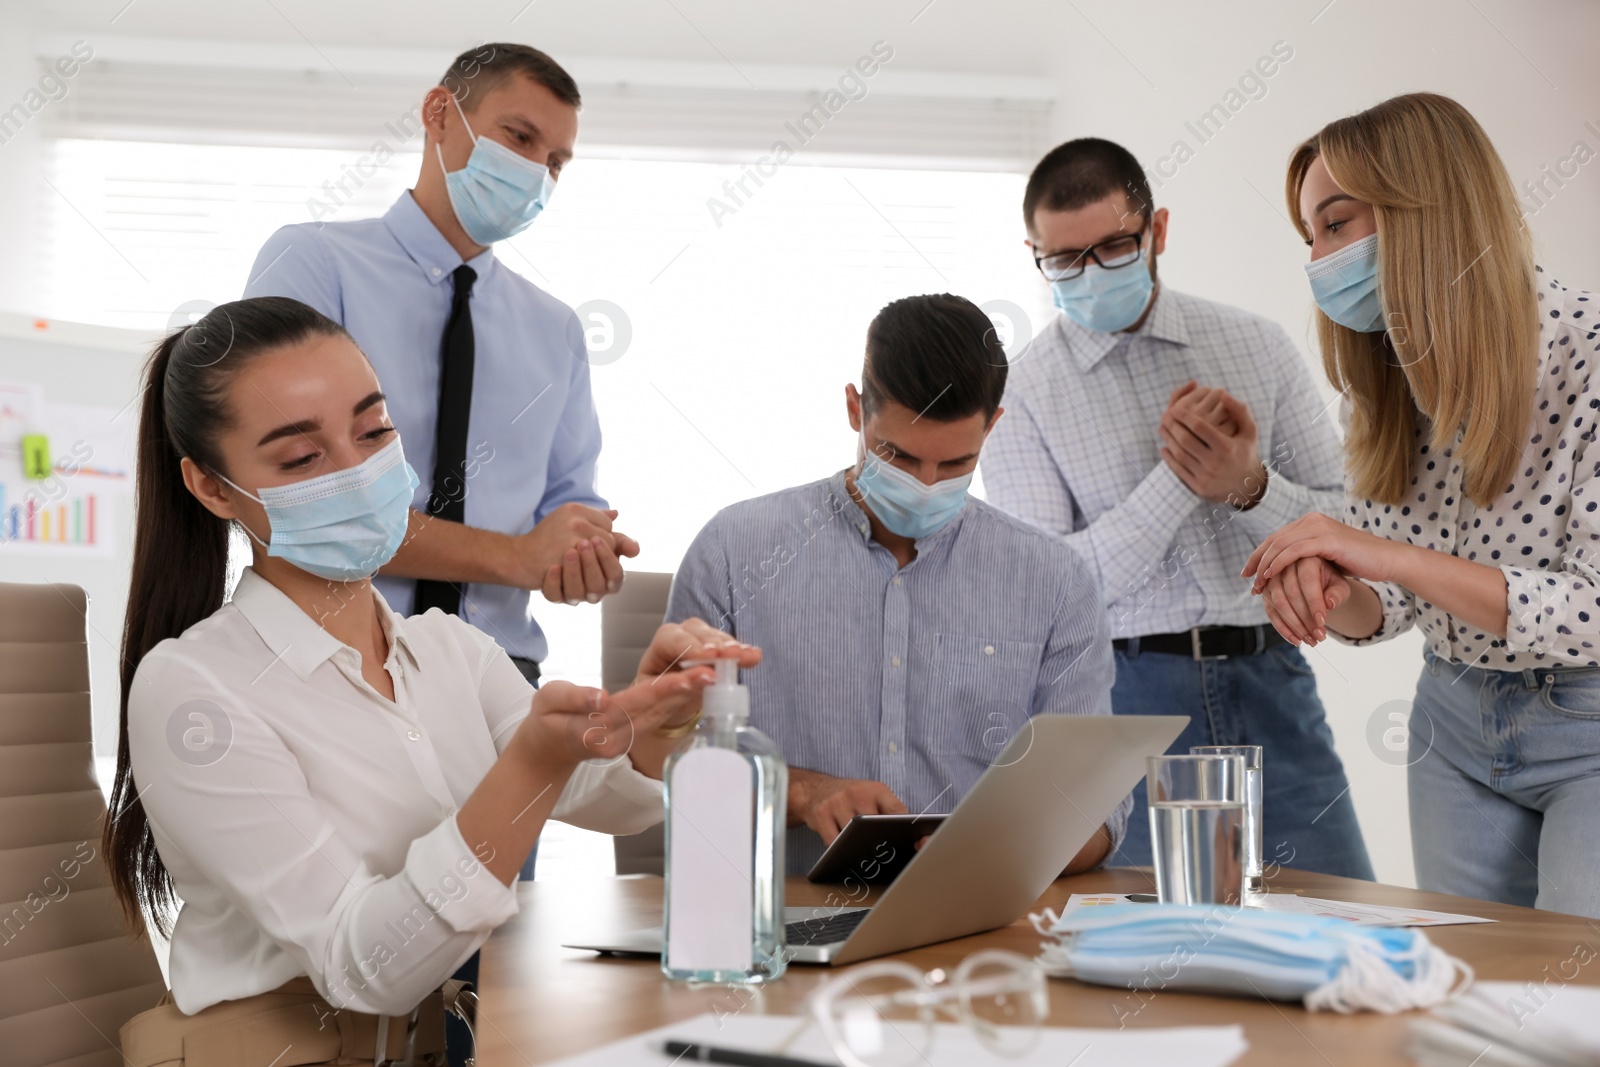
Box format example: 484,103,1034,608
0,582,165,1066
602,573,674,876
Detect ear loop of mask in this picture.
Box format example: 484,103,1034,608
1304,929,1473,1013
211,469,272,550
434,92,477,178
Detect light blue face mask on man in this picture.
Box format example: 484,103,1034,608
1305,232,1386,332
1049,247,1155,334
221,436,420,582
855,436,972,540
436,92,556,246
1031,904,1471,1014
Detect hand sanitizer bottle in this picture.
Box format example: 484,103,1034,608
662,659,788,983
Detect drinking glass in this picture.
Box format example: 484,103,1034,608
1191,744,1263,899
1146,753,1245,906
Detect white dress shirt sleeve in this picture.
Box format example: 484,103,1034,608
476,627,664,836
982,398,1202,608
128,649,518,1017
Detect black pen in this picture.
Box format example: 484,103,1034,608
659,1038,835,1067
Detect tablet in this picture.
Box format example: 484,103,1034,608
806,813,948,885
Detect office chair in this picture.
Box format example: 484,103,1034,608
601,572,674,876
0,582,165,1066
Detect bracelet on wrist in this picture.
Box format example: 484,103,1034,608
655,710,702,739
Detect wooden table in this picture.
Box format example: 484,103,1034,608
476,867,1600,1065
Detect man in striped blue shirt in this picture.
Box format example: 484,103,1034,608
667,294,1127,875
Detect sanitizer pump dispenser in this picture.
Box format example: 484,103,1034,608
662,659,788,983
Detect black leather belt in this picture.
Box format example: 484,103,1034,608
1113,624,1285,661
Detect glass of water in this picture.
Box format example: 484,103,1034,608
1191,745,1264,900
1146,754,1245,906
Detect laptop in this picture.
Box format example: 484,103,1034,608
563,713,1187,965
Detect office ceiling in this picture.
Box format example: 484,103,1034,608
31,0,1068,77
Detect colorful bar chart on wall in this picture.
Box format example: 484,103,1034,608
0,483,104,550
0,378,127,557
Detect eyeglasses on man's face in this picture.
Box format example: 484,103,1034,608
1034,223,1149,282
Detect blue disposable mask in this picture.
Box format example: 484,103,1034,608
436,92,556,245
1031,904,1471,1013
854,435,971,540
221,436,420,582
1049,248,1155,333
1305,233,1386,332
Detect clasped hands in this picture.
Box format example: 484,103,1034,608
1158,381,1269,508
1241,513,1410,647
503,502,641,605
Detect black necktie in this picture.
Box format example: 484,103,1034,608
414,265,476,616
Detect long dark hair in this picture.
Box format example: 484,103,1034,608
106,296,351,936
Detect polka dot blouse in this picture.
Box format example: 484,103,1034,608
1335,269,1600,668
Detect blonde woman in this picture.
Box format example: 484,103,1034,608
1243,92,1600,918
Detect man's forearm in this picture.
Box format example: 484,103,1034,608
381,508,516,585
786,767,834,826
1062,824,1112,876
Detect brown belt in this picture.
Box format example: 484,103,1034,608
119,975,462,1067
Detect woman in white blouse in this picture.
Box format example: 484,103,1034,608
106,295,755,1064
1244,92,1600,918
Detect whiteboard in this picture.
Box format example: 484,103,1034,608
0,312,155,756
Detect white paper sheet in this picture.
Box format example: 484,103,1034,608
1413,979,1600,1066
540,1011,1249,1067
1251,893,1495,927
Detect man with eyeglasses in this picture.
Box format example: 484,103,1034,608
980,137,1373,880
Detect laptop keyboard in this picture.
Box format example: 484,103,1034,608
786,908,869,946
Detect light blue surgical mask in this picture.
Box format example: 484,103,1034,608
855,435,971,540
1031,904,1471,1013
1049,249,1155,333
221,436,420,582
1305,232,1386,332
436,92,556,246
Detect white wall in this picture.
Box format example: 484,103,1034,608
0,3,44,314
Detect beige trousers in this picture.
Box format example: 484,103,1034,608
118,976,450,1067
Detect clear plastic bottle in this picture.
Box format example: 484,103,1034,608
661,659,788,983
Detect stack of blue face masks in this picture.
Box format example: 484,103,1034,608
1030,904,1473,1014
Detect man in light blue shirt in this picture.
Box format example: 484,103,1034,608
244,43,632,678
667,294,1125,875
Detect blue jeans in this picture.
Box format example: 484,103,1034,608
1409,649,1600,917
1109,642,1374,880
